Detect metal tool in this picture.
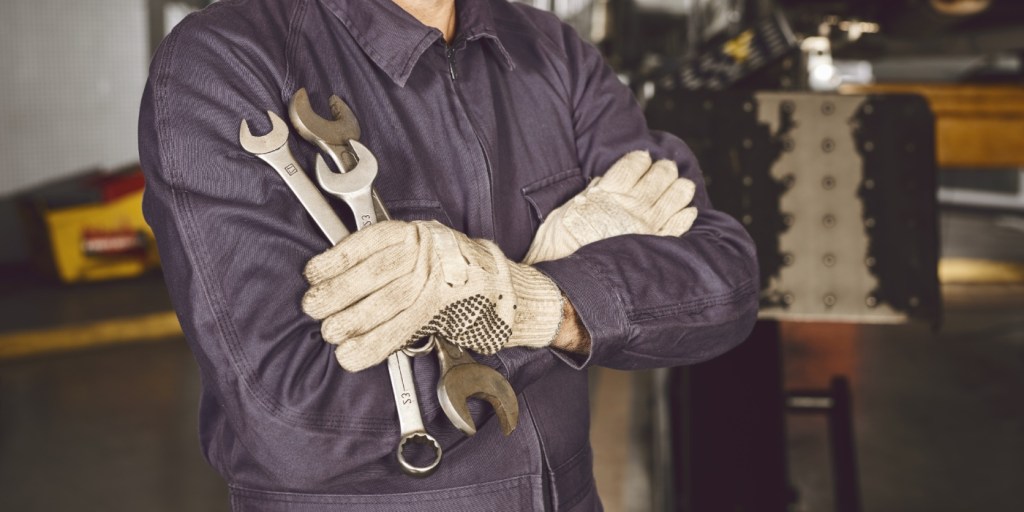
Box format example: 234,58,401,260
239,111,441,477
238,111,349,244
434,334,518,436
288,90,520,437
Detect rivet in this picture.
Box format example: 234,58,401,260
823,253,836,267
864,141,875,152
742,176,753,186
782,137,795,152
822,138,835,153
866,295,878,308
909,296,920,307
742,214,753,225
865,256,876,267
783,214,795,227
743,138,753,149
824,294,837,307
822,214,836,228
781,100,795,114
783,253,795,266
822,176,836,190
863,104,874,115
743,102,753,112
865,217,876,228
821,102,836,115
864,179,875,190
783,175,796,188
783,293,795,305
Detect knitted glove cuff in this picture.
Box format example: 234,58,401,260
506,263,565,348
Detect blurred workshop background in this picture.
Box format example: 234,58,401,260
1,0,1023,511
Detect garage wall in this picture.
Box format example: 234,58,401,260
0,0,148,197
0,0,149,264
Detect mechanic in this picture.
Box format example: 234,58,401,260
138,0,759,510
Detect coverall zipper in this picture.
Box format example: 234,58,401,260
445,43,497,239
447,42,550,510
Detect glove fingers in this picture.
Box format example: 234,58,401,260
597,151,652,194
658,207,699,237
320,272,425,342
301,241,418,320
632,159,679,206
563,201,619,247
649,178,697,228
332,327,403,373
304,221,416,285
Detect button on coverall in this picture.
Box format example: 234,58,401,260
137,0,760,510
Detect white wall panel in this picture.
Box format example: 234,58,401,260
0,0,147,196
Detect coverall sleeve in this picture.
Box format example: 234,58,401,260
138,17,409,486
531,22,761,370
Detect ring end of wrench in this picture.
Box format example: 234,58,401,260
397,432,443,477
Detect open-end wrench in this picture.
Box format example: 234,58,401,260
239,111,349,244
239,112,442,477
434,334,518,436
289,92,520,437
289,88,388,224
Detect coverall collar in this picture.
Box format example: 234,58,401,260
322,0,516,87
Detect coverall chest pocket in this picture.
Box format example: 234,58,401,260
520,168,587,231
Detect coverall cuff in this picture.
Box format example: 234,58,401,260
534,253,629,369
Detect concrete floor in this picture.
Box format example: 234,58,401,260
1,284,1021,511
784,285,1024,512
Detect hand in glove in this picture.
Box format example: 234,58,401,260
523,151,698,264
302,220,565,372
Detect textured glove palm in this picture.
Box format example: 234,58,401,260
524,151,698,264
302,220,564,372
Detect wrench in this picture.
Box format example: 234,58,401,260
434,335,518,436
289,91,519,437
239,111,442,477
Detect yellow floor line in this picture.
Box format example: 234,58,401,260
939,258,1024,284
0,311,183,360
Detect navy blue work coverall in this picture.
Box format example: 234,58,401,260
138,0,760,509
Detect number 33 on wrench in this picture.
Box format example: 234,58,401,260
239,111,442,477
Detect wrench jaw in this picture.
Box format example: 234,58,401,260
289,88,360,147
238,111,290,154
314,153,378,196
438,365,520,437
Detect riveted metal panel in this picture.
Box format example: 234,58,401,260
645,91,940,324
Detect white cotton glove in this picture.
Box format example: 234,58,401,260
302,220,565,372
523,151,699,265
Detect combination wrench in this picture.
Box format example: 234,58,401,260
288,89,520,436
239,111,442,477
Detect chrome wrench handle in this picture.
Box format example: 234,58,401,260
314,145,443,476
240,113,349,244
388,352,443,476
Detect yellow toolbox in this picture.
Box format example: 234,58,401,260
20,165,160,283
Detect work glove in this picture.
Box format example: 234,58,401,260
523,151,699,264
302,220,565,372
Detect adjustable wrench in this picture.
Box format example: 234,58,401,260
289,90,519,437
239,111,442,477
